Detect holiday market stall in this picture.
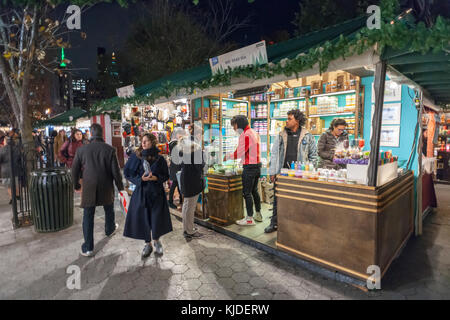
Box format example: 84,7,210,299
92,10,450,287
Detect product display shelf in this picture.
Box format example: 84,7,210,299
271,97,307,103
309,112,354,118
310,89,356,98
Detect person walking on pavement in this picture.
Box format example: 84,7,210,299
54,129,68,167
123,132,173,258
176,124,206,239
223,115,262,226
168,127,186,209
72,123,124,257
59,129,85,168
0,129,21,204
265,109,318,233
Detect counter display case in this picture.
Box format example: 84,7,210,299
206,174,244,226
275,171,414,281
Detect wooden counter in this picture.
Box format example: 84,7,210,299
206,174,244,226
275,171,414,281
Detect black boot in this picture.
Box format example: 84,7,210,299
264,224,277,233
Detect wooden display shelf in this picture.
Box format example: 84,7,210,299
272,97,307,102
310,89,356,98
275,171,414,281
309,112,355,118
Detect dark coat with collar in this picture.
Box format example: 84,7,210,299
71,137,124,208
123,149,173,241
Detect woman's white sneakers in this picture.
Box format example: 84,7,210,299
236,216,256,226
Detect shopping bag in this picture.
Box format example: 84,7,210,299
118,191,130,215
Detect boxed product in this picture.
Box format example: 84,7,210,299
347,161,398,186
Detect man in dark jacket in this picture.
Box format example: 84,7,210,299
72,123,124,257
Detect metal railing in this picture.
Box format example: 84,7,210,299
7,136,56,228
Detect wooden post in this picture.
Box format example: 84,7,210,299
368,61,387,187
267,95,271,165
201,97,206,218
189,99,194,125
355,80,360,138
416,90,424,236
219,94,223,165
360,85,365,139
247,96,251,121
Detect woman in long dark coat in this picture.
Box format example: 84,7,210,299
123,133,173,258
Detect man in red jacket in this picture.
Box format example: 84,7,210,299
224,115,262,226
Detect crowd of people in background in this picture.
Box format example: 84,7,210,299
0,114,351,258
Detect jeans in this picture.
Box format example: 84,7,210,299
82,204,115,252
242,164,261,217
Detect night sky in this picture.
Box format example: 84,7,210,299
60,0,301,79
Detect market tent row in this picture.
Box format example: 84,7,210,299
35,108,88,127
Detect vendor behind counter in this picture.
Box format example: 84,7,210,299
318,118,349,169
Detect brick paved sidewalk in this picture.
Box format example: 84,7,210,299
0,184,449,300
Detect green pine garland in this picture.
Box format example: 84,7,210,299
91,0,450,116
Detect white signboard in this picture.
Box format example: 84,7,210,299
371,103,402,125
116,84,135,98
380,126,400,147
371,80,402,103
209,41,268,75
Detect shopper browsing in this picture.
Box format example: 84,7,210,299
178,124,206,238
318,118,348,169
72,124,124,257
168,127,186,209
123,133,173,258
266,109,317,233
223,115,262,226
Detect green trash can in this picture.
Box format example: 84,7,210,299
30,168,74,232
